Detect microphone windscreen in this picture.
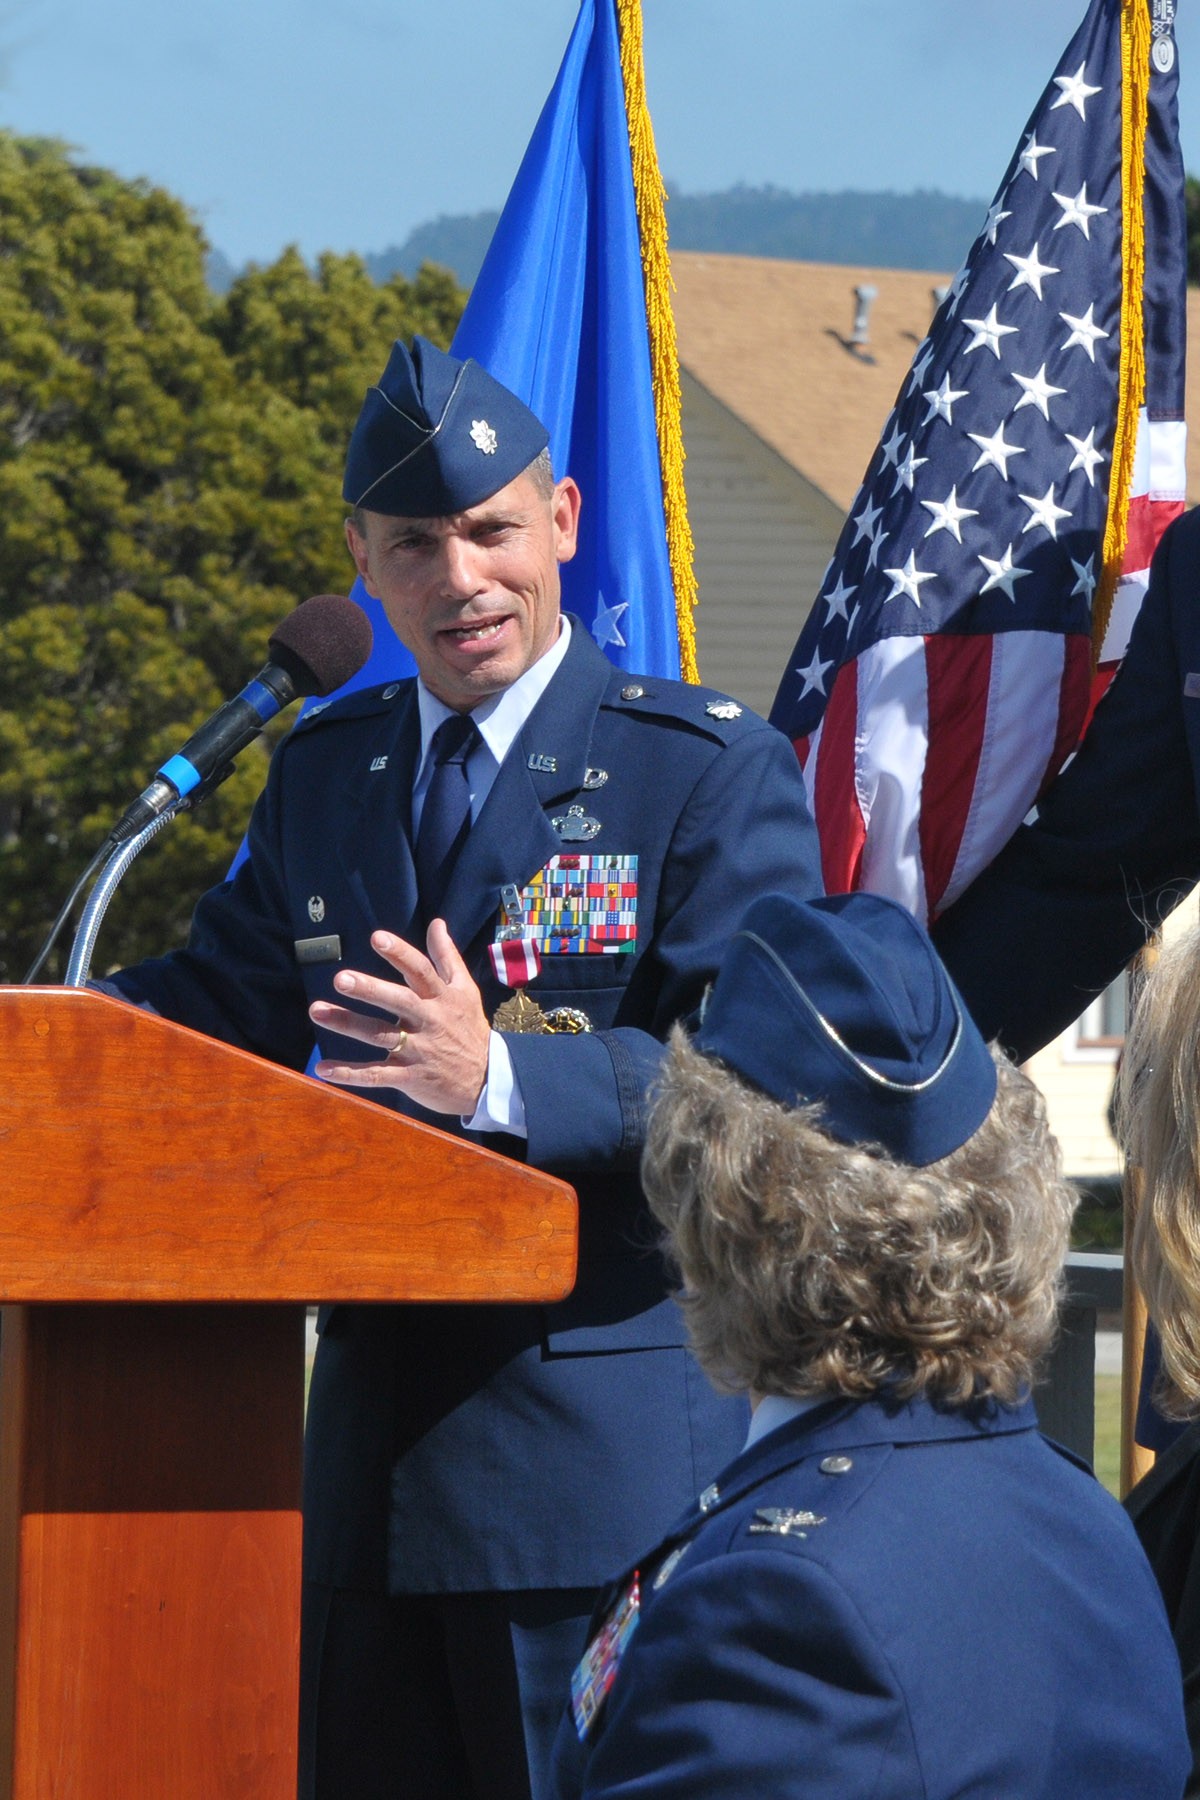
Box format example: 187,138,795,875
268,594,375,697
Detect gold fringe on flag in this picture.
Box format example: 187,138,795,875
615,0,700,683
1093,0,1151,667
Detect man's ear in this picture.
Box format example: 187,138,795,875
345,519,378,596
551,477,582,566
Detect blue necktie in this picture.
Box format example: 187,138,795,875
415,714,480,926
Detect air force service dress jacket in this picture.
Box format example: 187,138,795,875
550,1393,1190,1800
935,505,1200,1061
103,621,824,1595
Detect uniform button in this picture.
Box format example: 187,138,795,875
620,685,645,701
697,1482,720,1512
381,683,401,699
819,1455,854,1475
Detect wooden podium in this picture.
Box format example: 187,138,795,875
0,989,578,1798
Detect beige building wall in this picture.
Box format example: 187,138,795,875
1024,889,1200,1178
683,370,843,718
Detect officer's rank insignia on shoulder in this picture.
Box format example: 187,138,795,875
570,1573,641,1742
748,1507,826,1538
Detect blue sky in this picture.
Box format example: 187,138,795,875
1,1,1197,268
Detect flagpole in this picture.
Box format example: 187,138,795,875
615,0,700,682
1094,0,1151,663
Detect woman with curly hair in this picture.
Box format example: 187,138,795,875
1117,919,1200,1795
551,891,1187,1800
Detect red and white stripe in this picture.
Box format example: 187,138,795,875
488,937,543,988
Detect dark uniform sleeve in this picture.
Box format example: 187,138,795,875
554,1551,919,1800
934,509,1200,1062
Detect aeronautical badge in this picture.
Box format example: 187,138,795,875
570,1573,640,1741
470,418,498,455
747,1507,826,1538
706,699,743,720
552,804,601,842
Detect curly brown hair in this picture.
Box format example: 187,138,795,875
642,1029,1076,1406
1115,922,1200,1418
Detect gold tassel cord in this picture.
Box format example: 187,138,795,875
1094,0,1151,667
616,0,700,683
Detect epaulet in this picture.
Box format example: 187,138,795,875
288,677,414,734
601,673,764,743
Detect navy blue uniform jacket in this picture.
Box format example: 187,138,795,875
551,1394,1190,1799
935,506,1200,1061
105,623,823,1593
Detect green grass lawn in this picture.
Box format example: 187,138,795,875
1095,1373,1122,1497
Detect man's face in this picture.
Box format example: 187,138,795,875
346,471,581,712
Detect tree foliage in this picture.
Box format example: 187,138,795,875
0,133,465,980
1187,175,1200,285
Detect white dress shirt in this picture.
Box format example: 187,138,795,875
410,617,574,1137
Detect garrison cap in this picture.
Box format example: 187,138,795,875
343,336,550,517
696,891,997,1168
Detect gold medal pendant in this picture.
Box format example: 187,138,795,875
492,989,553,1033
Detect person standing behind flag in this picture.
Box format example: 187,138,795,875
770,0,1186,928
97,338,824,1800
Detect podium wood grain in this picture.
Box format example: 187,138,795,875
0,989,579,1796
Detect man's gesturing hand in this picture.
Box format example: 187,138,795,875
310,921,491,1117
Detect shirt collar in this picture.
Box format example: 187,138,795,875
744,1391,827,1451
416,613,572,774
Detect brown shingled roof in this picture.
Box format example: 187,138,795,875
671,249,1200,513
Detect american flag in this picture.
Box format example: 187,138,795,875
769,0,1186,923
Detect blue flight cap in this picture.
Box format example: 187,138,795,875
343,336,551,517
696,891,997,1168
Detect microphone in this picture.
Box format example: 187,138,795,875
108,593,374,845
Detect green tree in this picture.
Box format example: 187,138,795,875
0,133,465,981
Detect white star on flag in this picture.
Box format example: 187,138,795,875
882,551,936,608
962,305,1019,358
1070,551,1099,602
1060,304,1110,361
1017,133,1055,179
1052,182,1107,237
892,444,929,494
921,487,978,543
968,421,1027,480
1012,364,1068,421
922,375,969,427
851,495,883,546
796,647,834,698
591,597,629,649
977,543,1033,601
823,575,857,622
1051,61,1102,119
1019,484,1073,539
1004,243,1060,299
1065,428,1107,486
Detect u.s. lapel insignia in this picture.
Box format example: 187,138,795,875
552,804,601,842
748,1507,826,1538
652,1543,691,1591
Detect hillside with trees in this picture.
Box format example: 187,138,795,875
0,134,464,981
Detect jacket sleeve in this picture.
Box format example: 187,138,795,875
99,746,316,1072
554,1551,918,1800
934,510,1200,1062
508,725,823,1172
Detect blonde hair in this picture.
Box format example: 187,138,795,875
1116,924,1200,1417
643,1029,1076,1406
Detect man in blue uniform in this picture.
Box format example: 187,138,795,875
551,891,1189,1799
102,337,823,1798
934,506,1200,1062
